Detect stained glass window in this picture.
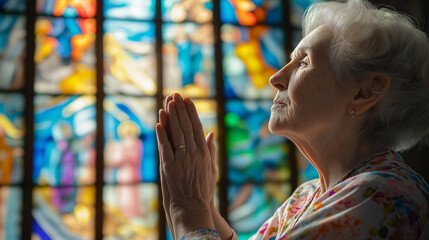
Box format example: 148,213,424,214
0,94,25,184
226,100,290,183
220,0,283,26
228,183,290,239
104,21,157,95
0,0,334,238
32,186,95,239
34,17,96,94
222,25,284,99
0,15,26,90
104,96,157,184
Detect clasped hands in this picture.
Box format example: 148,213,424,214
156,93,217,239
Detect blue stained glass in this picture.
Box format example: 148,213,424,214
225,101,290,183
163,23,215,98
228,183,290,238
162,0,213,23
0,15,26,90
104,0,155,20
298,154,319,184
0,187,22,240
104,20,157,95
220,0,283,25
0,94,24,184
36,0,96,17
222,24,285,99
0,0,26,12
104,96,157,184
33,95,96,186
35,17,96,94
32,186,95,239
291,0,325,27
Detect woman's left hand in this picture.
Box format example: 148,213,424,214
156,93,216,238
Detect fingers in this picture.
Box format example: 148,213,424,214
155,123,174,163
172,93,196,148
184,97,206,144
166,101,187,154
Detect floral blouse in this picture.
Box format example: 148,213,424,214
179,150,429,240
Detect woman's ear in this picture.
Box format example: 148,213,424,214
348,73,391,115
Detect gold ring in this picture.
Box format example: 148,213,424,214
174,144,186,150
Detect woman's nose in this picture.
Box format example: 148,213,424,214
269,64,291,91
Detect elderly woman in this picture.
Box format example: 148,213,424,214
155,0,429,239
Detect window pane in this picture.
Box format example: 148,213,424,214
104,0,155,20
291,0,325,28
163,23,215,98
0,0,26,12
220,0,283,25
228,183,290,239
32,186,95,239
226,100,290,183
162,0,213,23
0,15,26,90
36,0,96,18
0,94,24,184
104,96,157,184
33,95,96,186
222,25,285,99
104,20,157,96
103,183,159,239
34,17,96,94
0,187,22,240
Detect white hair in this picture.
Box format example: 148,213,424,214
302,0,429,151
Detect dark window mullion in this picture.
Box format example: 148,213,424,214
95,0,105,239
212,0,228,220
22,0,36,239
156,0,167,240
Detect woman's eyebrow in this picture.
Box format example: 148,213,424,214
290,46,310,59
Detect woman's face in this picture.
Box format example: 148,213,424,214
268,25,353,139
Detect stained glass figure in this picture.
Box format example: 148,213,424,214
291,0,324,28
222,24,284,99
226,101,290,183
228,183,290,239
162,0,213,23
34,17,96,94
0,187,22,240
104,20,157,96
36,0,96,18
0,0,26,12
220,0,283,26
0,94,24,184
163,23,215,97
104,0,155,20
0,15,26,90
32,186,95,239
33,95,96,186
103,183,159,239
104,96,157,184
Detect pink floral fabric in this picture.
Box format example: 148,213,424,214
180,151,429,239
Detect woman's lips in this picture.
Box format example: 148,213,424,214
272,100,287,109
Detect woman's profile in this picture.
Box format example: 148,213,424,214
156,0,429,239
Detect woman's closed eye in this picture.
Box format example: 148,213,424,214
299,56,309,68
